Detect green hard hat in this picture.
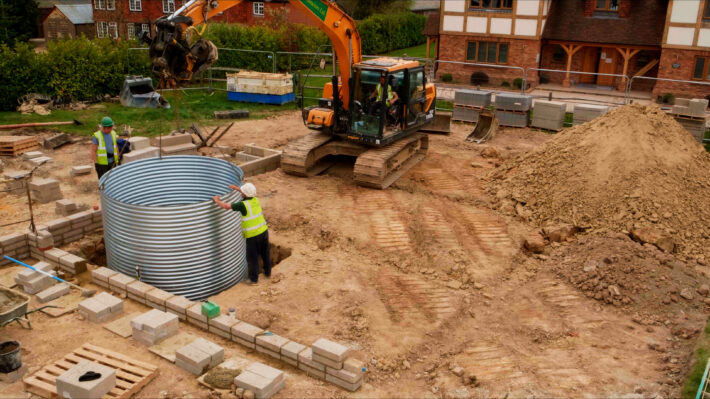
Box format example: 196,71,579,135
101,116,114,127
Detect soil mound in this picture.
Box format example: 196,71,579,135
488,104,710,261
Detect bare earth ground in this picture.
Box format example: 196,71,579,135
1,111,706,398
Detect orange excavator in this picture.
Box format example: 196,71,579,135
144,0,449,188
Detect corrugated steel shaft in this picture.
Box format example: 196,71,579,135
99,156,247,300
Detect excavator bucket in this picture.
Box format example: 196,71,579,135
420,111,452,134
466,109,498,143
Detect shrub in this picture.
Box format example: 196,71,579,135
501,81,511,87
0,42,50,111
357,12,426,55
513,78,524,89
470,71,489,85
663,93,675,104
441,73,453,83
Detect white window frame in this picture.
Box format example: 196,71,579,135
108,22,118,39
96,21,108,38
94,0,105,10
106,0,115,10
129,0,142,11
163,0,175,13
253,2,264,16
127,23,135,39
142,23,150,37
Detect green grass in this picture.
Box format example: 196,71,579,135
683,318,710,399
0,89,296,136
384,42,437,59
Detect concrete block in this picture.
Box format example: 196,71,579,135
325,372,362,392
78,297,113,323
256,333,289,353
94,292,123,313
298,362,325,379
131,309,179,346
175,357,205,376
0,232,25,247
128,136,150,150
90,209,102,222
281,356,297,368
23,273,56,294
209,314,239,336
311,338,350,362
166,295,193,320
59,253,87,274
126,280,153,304
27,156,52,166
311,352,343,370
191,338,224,368
122,147,160,163
145,288,174,311
22,151,43,160
176,344,210,375
36,283,70,303
156,133,193,147
161,143,198,156
43,248,67,262
108,273,135,294
45,217,71,232
66,210,92,224
343,357,365,375
689,98,709,116
246,362,284,383
55,199,77,215
186,303,208,324
256,345,281,360
297,348,325,372
281,341,306,361
234,371,275,398
56,360,116,399
233,336,256,349
15,261,52,283
231,322,263,343
70,165,92,176
92,267,117,284
327,366,361,384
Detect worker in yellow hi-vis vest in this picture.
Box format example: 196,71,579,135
213,183,271,285
90,116,119,179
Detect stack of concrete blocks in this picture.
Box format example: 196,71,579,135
42,209,103,247
236,144,283,178
675,116,707,143
234,362,285,399
452,89,491,123
175,338,224,375
572,104,609,125
23,151,52,167
123,136,160,163
29,178,62,203
26,229,51,259
187,303,210,330
131,309,179,346
38,248,87,275
78,292,123,323
494,93,532,128
55,199,79,216
0,232,30,265
309,338,363,391
531,100,566,131
56,360,116,399
672,98,708,144
14,261,56,294
70,165,92,176
157,134,198,156
3,170,29,196
36,282,70,303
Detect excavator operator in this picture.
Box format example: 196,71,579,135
368,75,399,126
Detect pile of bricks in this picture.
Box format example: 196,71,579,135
28,236,87,275
175,338,224,375
70,165,92,177
23,151,52,167
55,199,80,216
29,178,62,203
78,292,123,323
0,232,29,265
235,362,285,399
3,170,29,196
157,134,198,156
14,261,56,294
41,209,103,247
131,309,179,346
123,137,159,163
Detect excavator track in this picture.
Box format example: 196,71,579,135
282,132,428,189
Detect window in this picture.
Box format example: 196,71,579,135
96,21,108,38
106,0,115,10
466,41,509,64
470,0,513,10
595,0,619,11
108,22,118,39
253,2,264,16
694,57,710,81
704,1,710,20
163,0,175,13
142,23,150,38
127,23,135,39
130,0,141,11
94,0,105,10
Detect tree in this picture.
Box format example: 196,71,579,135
337,0,412,19
0,0,38,45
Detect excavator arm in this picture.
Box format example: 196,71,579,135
146,0,360,110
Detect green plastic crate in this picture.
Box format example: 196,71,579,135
201,301,220,319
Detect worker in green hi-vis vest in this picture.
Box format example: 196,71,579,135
90,116,119,179
213,183,271,285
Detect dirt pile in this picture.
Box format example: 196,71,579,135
546,234,707,323
488,104,710,261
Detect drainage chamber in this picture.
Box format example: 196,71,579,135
100,156,246,300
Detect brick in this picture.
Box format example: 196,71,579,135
22,151,43,160
325,373,362,392
209,314,239,335
255,345,281,360
343,358,365,375
129,136,150,150
93,292,123,313
297,348,325,372
234,371,275,397
85,222,103,233
311,352,343,370
55,199,77,214
187,317,208,330
43,248,67,262
233,336,256,349
29,177,59,190
326,366,361,384
298,362,326,379
126,280,153,303
66,210,92,224
15,261,52,283
27,156,52,166
91,266,118,284
175,357,205,376
70,165,93,176
176,344,210,374
145,288,174,309
78,297,113,323
281,341,306,361
22,273,56,294
0,232,25,247
122,146,160,163
191,338,224,368
90,209,102,222
246,362,284,383
56,360,116,399
166,295,193,320
72,219,92,229
281,356,297,368
186,303,208,323
255,334,289,353
108,273,135,293
36,283,70,303
231,322,263,343
59,253,87,274
311,338,350,362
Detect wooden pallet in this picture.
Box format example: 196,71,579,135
23,343,158,399
0,135,39,156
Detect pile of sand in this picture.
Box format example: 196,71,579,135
488,104,710,261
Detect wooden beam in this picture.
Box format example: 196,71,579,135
561,44,584,87
426,36,430,59
634,58,659,77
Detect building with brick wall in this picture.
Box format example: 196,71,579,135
43,4,95,40
436,0,710,99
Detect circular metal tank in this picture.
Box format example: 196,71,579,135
99,156,246,300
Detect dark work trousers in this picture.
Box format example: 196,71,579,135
95,160,116,180
246,230,271,282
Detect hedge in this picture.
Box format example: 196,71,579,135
357,12,427,55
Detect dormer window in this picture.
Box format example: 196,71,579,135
595,0,619,12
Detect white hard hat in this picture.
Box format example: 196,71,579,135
241,183,257,198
